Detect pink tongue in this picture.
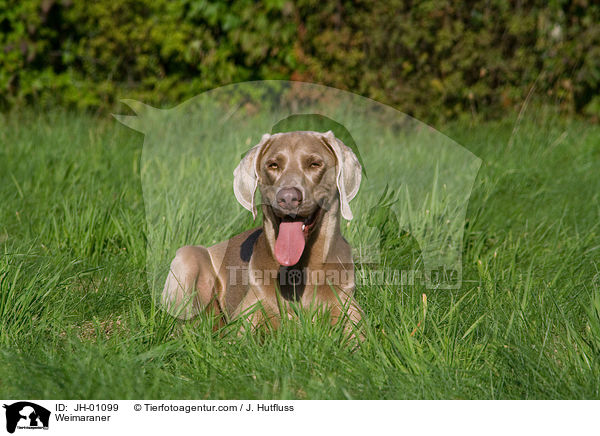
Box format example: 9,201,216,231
275,221,306,266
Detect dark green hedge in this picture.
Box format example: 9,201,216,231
1,0,599,120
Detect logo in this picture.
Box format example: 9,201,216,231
115,81,481,297
3,402,50,434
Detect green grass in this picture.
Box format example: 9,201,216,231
0,106,599,399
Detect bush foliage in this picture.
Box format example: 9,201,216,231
1,0,599,119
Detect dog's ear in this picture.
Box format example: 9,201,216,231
233,133,272,219
321,130,362,220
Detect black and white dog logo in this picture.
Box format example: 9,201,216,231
3,402,50,434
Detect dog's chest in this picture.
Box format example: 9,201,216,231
275,264,353,302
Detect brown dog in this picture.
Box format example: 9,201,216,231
161,130,363,332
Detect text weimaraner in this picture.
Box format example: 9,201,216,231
162,130,363,332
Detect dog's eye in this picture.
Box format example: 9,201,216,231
267,162,279,170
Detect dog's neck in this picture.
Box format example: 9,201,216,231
309,200,343,265
261,200,343,268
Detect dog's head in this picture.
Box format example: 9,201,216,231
233,130,361,266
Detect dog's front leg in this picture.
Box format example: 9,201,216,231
329,290,364,341
232,287,279,334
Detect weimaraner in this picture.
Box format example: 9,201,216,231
162,130,363,332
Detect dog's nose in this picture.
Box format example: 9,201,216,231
276,187,303,210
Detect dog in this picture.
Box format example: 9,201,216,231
161,130,363,332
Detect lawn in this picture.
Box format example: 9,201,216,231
0,105,599,399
